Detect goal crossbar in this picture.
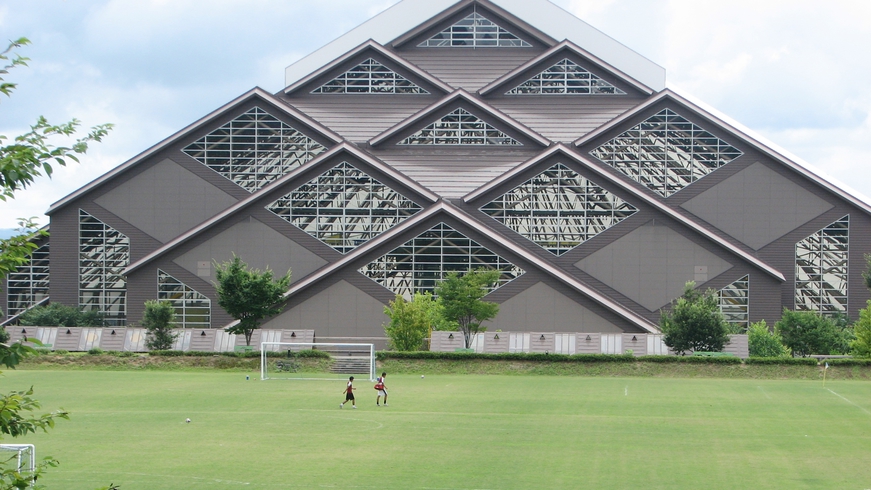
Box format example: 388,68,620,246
260,342,376,381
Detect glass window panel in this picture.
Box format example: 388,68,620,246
794,215,849,316
312,58,429,95
418,12,531,48
718,275,750,331
359,222,524,299
182,107,326,192
157,270,212,329
590,108,743,197
78,210,128,325
480,163,637,255
266,161,422,253
507,59,625,96
399,108,521,146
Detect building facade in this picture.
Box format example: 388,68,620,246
3,0,869,342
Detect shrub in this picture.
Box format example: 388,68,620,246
17,303,105,327
851,300,871,358
142,300,178,351
659,282,729,355
748,320,790,358
775,309,854,356
383,293,440,351
0,327,9,344
87,347,103,355
744,357,818,366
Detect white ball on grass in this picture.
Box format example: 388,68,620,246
421,375,425,378
186,418,191,423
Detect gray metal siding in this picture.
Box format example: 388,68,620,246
281,96,438,143
399,49,542,92
487,96,645,143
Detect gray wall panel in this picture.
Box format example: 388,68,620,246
94,159,237,243
261,280,388,338
489,281,621,332
680,162,833,250
575,220,732,311
173,217,327,282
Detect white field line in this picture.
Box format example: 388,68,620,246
757,386,772,399
624,386,628,396
827,388,871,416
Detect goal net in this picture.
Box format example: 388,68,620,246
260,342,376,381
0,444,35,482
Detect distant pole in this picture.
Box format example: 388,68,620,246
822,361,829,388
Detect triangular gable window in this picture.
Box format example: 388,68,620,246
507,59,626,95
312,58,429,94
719,275,749,330
590,109,743,197
266,161,422,254
359,222,524,299
795,215,849,315
418,12,531,48
183,107,326,193
158,269,211,329
481,163,637,256
398,108,521,146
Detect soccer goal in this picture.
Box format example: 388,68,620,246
260,342,376,381
0,444,35,484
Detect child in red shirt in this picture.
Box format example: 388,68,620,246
340,376,356,409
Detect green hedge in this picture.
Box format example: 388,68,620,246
825,358,871,367
635,355,741,364
148,349,330,359
744,357,818,365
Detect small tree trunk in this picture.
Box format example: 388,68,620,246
245,329,253,346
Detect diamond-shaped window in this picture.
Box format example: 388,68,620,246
267,162,422,254
359,222,524,298
481,163,637,255
419,12,531,48
312,58,429,94
507,59,626,95
399,108,521,146
590,108,743,197
183,107,326,193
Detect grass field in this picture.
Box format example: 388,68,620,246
2,370,871,489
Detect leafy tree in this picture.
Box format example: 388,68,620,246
142,300,178,351
775,309,853,357
659,282,730,355
747,320,790,358
214,255,291,346
0,37,114,490
850,300,871,358
17,303,105,327
435,269,500,349
383,293,444,351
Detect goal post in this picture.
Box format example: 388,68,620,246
0,444,35,482
260,342,376,381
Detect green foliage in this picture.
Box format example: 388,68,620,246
0,38,113,201
87,347,103,355
850,300,871,358
383,293,443,351
775,309,854,357
0,327,8,345
743,357,819,366
17,303,105,327
659,282,730,355
435,269,500,349
863,253,871,291
748,320,791,358
142,300,178,351
214,255,291,346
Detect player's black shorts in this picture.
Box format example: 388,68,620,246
345,392,355,401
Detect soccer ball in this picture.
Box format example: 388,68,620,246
421,375,425,378
186,418,191,423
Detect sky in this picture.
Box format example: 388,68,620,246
1,0,869,234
